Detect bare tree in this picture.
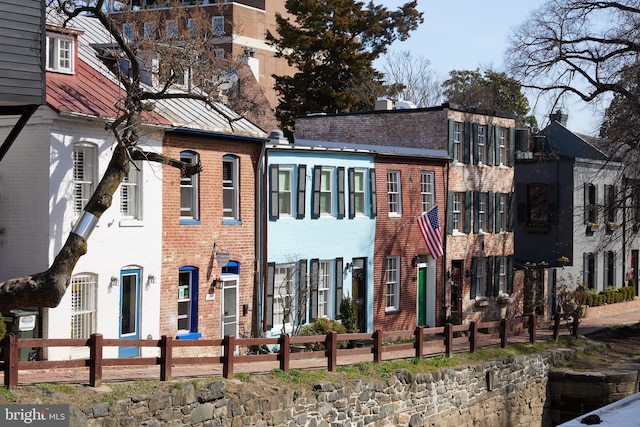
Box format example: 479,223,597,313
0,0,257,311
379,50,442,107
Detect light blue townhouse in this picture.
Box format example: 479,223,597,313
263,139,377,336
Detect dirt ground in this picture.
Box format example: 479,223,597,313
569,322,640,370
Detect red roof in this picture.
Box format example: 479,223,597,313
46,59,170,126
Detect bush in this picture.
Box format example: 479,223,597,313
298,318,346,351
339,297,358,333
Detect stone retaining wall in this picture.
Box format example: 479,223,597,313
71,349,578,427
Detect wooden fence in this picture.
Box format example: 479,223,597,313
0,314,568,389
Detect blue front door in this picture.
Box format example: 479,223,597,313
119,269,141,358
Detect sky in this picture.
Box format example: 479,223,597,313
377,0,599,135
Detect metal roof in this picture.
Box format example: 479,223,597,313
292,138,450,159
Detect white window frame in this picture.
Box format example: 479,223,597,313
478,192,487,232
477,125,486,164
212,16,225,35
354,169,366,215
498,127,507,165
319,168,333,216
421,171,434,213
278,167,293,217
46,33,74,74
70,274,97,339
73,143,97,215
498,257,507,293
387,170,402,216
120,160,142,220
123,23,135,41
475,260,485,297
385,256,400,311
274,264,295,328
497,193,507,232
180,151,199,222
318,260,332,318
453,122,462,162
452,192,462,232
223,156,239,220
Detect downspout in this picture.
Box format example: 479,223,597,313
442,160,450,325
254,140,267,337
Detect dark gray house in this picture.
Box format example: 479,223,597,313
0,0,46,161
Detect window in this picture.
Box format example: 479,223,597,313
70,274,97,339
421,171,434,213
212,16,225,35
385,257,400,311
495,193,508,232
122,23,134,41
319,168,333,215
452,192,463,231
273,264,295,327
584,252,597,290
178,267,199,335
528,184,548,224
46,33,74,73
496,257,507,294
476,125,486,164
73,143,96,214
180,151,199,222
453,122,462,162
166,20,178,37
120,161,142,220
387,171,401,216
448,191,471,234
605,251,615,288
222,156,239,221
214,48,226,58
497,127,507,165
144,22,156,38
605,184,616,224
317,260,331,318
472,257,486,298
352,169,366,216
278,167,293,216
584,183,597,224
187,18,194,35
477,192,488,232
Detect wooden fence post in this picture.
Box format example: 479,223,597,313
279,334,290,372
553,312,561,342
89,333,103,388
223,335,235,379
444,323,453,357
529,314,537,344
160,335,172,382
3,334,17,390
414,326,424,359
469,321,477,353
373,330,382,363
326,332,337,372
500,319,508,348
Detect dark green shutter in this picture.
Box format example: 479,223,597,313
447,191,454,234
335,258,343,316
473,191,480,234
269,165,279,220
464,190,472,234
348,168,355,219
310,259,319,320
337,167,345,219
487,191,494,233
471,257,478,299
312,166,321,219
297,165,307,219
486,257,494,296
509,127,516,166
507,256,514,294
487,125,495,166
298,259,308,324
493,257,501,297
370,169,377,218
472,123,479,165
463,121,471,164
508,191,514,231
494,126,501,165
448,119,455,158
266,262,275,330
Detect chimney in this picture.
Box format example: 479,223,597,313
375,98,393,111
549,109,568,126
269,129,289,144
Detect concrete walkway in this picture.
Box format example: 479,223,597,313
7,309,640,387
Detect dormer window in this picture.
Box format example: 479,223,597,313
46,33,74,74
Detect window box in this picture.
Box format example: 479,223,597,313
475,297,489,308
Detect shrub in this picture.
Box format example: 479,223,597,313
339,297,358,333
298,318,347,351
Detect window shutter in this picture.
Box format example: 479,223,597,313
508,191,514,231
448,119,455,158
298,259,308,324
487,191,494,233
494,192,500,232
517,183,527,224
492,256,500,296
335,257,343,316
269,165,279,220
494,126,501,164
487,125,495,166
593,253,598,289
297,165,307,219
486,257,494,297
473,191,480,234
312,166,322,219
447,191,454,234
463,121,471,164
337,167,345,219
369,169,377,218
464,190,472,234
348,168,355,219
266,262,275,330
472,123,479,165
583,183,589,224
507,256,514,294
509,127,516,166
310,259,319,321
470,257,478,299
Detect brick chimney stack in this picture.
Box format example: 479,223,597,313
549,109,568,126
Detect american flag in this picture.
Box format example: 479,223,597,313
417,205,443,259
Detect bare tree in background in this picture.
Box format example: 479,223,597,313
0,0,257,311
380,50,442,107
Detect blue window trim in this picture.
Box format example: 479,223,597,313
178,266,199,338
180,218,202,226
222,260,240,275
222,219,242,226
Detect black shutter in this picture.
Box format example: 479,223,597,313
463,121,471,164
473,191,480,234
470,257,478,299
297,259,308,324
297,165,307,219
509,127,516,166
472,122,479,165
448,119,455,158
508,191,514,231
464,190,472,234
269,165,279,220
337,167,345,219
487,125,495,166
312,166,322,219
447,191,454,234
335,257,343,315
487,191,494,233
486,257,494,297
507,256,514,294
348,168,355,219
493,257,500,297
266,262,275,330
310,259,319,321
370,169,377,218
